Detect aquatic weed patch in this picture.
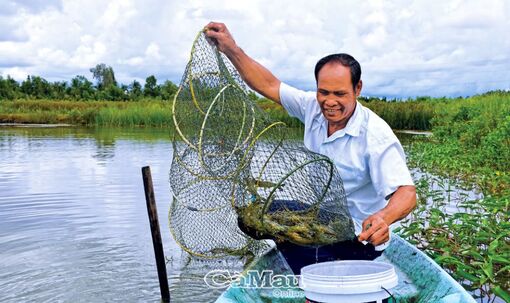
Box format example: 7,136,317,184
399,92,510,302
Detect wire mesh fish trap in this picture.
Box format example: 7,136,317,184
171,33,269,180
169,31,268,258
168,30,355,258
235,142,355,246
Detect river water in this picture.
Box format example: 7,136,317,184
0,126,244,302
0,125,482,302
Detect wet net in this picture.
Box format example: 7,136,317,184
169,30,355,258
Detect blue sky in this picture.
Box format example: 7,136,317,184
0,0,509,98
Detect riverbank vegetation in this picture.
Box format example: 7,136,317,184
0,98,304,128
395,90,510,302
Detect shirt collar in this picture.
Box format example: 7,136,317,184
344,101,363,137
318,101,363,141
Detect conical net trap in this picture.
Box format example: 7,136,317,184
169,30,355,258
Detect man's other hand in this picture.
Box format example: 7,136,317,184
204,22,238,55
358,213,390,246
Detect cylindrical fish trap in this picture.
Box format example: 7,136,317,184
235,143,355,246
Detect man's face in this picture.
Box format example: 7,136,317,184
316,62,362,129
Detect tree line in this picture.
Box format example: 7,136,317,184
0,63,178,101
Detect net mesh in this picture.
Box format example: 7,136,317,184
169,30,355,258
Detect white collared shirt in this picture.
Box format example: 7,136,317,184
279,82,414,250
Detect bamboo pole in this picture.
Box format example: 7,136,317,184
142,166,170,303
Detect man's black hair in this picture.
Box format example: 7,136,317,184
314,53,361,91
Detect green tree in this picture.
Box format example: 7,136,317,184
160,80,178,100
51,81,68,99
20,75,34,97
0,75,20,99
33,76,52,99
98,85,127,101
90,63,117,90
120,84,128,94
68,75,95,100
20,75,52,99
129,80,142,100
143,75,159,98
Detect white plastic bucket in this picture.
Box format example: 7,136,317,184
299,260,398,303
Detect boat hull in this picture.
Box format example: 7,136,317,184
215,234,475,303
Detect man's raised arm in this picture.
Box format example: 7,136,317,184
205,22,281,103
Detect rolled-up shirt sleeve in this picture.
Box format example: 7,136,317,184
279,82,315,123
369,139,414,200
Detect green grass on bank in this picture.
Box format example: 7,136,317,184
0,98,304,128
0,99,174,127
362,99,435,130
2,91,509,130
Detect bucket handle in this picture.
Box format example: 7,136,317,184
381,286,396,302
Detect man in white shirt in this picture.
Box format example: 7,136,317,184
205,22,417,272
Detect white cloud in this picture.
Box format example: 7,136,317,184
145,43,161,60
70,39,107,68
0,0,509,97
1,66,29,80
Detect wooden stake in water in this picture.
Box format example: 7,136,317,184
142,166,171,303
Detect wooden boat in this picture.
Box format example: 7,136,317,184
215,234,476,303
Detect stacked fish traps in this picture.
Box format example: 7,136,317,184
169,31,355,258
